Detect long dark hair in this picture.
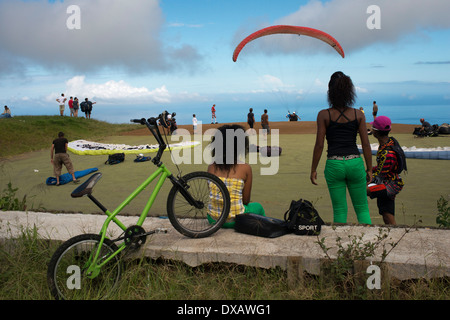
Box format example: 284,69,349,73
327,71,356,109
211,124,249,172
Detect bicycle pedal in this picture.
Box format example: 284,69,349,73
155,228,168,234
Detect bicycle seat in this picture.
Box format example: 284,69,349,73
71,172,102,198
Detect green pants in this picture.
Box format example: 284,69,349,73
208,202,266,229
325,157,371,224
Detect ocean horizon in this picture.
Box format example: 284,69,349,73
65,103,450,126
8,101,449,127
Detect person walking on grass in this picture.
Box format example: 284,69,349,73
51,132,79,186
311,71,372,225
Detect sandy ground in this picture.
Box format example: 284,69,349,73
122,121,418,136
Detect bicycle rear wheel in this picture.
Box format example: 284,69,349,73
167,171,230,238
47,234,121,300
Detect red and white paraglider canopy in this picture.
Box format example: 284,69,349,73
232,25,345,62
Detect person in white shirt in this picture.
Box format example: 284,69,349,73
192,114,198,133
56,94,67,116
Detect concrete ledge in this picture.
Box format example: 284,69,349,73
1,211,449,281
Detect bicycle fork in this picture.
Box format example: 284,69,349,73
168,175,205,209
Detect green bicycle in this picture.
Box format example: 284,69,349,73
47,112,231,300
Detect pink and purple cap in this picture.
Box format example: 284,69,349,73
371,116,391,131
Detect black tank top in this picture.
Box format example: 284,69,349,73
326,108,360,157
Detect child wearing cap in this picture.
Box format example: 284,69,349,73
367,116,407,225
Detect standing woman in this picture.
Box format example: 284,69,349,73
73,97,79,117
310,71,372,224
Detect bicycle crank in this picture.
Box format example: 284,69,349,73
124,225,147,248
123,225,168,249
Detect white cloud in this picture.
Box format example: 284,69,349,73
0,0,203,74
314,78,324,87
258,74,294,89
234,0,450,57
259,75,284,88
47,76,171,104
168,22,204,28
356,86,368,93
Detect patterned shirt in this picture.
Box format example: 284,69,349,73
209,177,245,221
372,137,404,198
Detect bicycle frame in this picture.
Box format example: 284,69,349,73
83,113,183,278
84,162,171,278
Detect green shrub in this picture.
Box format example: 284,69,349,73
436,196,450,228
0,182,27,211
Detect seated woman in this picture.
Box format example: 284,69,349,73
207,124,265,228
0,105,11,118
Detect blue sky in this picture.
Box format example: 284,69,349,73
0,0,449,124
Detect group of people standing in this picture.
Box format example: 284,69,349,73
246,108,270,135
56,93,96,119
208,71,407,230
205,104,271,136
49,74,407,227
311,72,406,225
50,93,97,185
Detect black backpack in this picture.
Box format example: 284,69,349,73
234,214,291,238
284,199,324,235
80,101,87,112
105,153,125,165
390,137,407,174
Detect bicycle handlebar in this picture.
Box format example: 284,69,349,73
130,111,172,128
130,118,146,125
130,111,173,165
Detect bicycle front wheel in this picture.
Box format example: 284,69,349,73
47,234,121,300
167,171,230,238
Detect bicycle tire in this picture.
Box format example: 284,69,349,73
167,171,230,238
47,234,121,300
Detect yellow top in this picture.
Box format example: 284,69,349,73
208,177,245,221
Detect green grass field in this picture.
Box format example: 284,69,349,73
1,116,449,227
1,116,450,301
